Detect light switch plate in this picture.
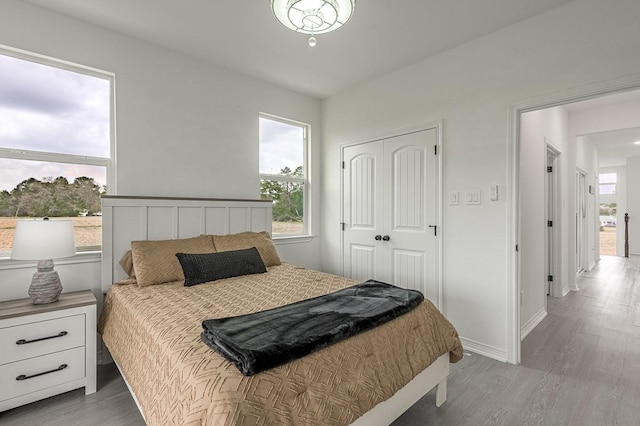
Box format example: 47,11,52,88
465,190,481,205
490,185,498,201
449,191,459,205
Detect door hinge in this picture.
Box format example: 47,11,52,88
340,222,345,231
434,145,438,155
515,244,519,252
547,220,553,227
342,161,345,169
547,166,552,173
548,275,553,282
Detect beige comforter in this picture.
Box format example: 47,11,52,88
98,264,463,425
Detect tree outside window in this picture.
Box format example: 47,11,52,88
0,49,113,255
259,115,308,236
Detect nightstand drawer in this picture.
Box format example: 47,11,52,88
0,315,85,365
0,346,85,402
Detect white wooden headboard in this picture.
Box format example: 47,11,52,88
101,196,273,292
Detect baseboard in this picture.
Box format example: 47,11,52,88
459,336,507,362
520,307,547,340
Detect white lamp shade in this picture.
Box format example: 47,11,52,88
11,219,76,260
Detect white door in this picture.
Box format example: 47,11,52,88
342,128,440,303
342,140,385,282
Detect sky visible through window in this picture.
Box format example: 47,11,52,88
259,117,304,175
0,53,110,192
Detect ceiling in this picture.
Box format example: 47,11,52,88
565,90,640,168
18,1,640,167
24,0,574,99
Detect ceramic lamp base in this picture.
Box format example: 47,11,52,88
28,259,63,304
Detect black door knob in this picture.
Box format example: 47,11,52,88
382,235,390,241
375,235,382,241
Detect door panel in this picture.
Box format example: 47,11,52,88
384,130,437,300
392,249,425,291
391,145,425,230
350,244,377,282
343,142,384,281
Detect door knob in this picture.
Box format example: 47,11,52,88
375,235,382,241
382,235,390,241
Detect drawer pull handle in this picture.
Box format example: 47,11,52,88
16,331,68,345
16,364,68,381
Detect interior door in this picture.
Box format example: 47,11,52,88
576,170,587,276
383,130,437,300
342,141,385,282
342,128,439,303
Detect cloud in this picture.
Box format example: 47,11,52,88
0,53,110,158
259,117,304,175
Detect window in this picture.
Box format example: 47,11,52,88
259,114,308,236
599,173,617,195
0,48,114,256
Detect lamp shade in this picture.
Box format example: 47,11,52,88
11,219,76,260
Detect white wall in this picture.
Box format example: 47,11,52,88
519,107,569,336
627,157,640,255
599,165,627,257
575,135,599,270
321,0,640,361
0,0,322,302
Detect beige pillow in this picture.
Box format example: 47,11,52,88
212,231,281,267
119,250,135,278
131,235,216,287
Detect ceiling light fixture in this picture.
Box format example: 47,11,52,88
271,0,356,47
634,141,640,145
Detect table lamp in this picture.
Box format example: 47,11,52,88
10,218,76,304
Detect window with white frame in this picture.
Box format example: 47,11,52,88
259,114,308,236
0,48,114,255
599,173,617,195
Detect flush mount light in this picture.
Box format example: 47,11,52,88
634,141,640,145
271,0,356,47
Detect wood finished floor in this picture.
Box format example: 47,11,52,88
2,255,639,425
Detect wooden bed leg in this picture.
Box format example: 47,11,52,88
435,378,447,407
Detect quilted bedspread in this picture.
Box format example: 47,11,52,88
98,264,463,426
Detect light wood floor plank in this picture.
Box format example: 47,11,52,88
1,255,639,425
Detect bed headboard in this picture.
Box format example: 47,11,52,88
101,196,272,292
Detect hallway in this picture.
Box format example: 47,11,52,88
394,255,640,425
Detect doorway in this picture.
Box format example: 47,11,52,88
510,77,640,364
575,169,587,278
545,144,561,297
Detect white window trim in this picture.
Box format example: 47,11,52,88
0,43,117,193
259,113,310,238
0,44,116,261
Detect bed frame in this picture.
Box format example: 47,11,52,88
101,195,450,425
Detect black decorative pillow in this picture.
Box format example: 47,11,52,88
176,247,267,287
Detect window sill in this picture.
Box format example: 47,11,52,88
0,251,101,271
272,235,316,245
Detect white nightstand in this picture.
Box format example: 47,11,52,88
0,290,97,412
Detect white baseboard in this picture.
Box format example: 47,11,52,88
459,336,507,362
520,307,547,340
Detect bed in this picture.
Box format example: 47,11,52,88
98,196,463,426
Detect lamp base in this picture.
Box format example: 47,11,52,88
28,259,63,304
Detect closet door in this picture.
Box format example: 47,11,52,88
383,129,437,300
342,141,385,282
342,128,439,303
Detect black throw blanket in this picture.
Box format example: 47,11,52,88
201,280,424,376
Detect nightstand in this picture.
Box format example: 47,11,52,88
0,290,97,412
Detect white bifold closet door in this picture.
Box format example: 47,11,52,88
342,128,439,305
